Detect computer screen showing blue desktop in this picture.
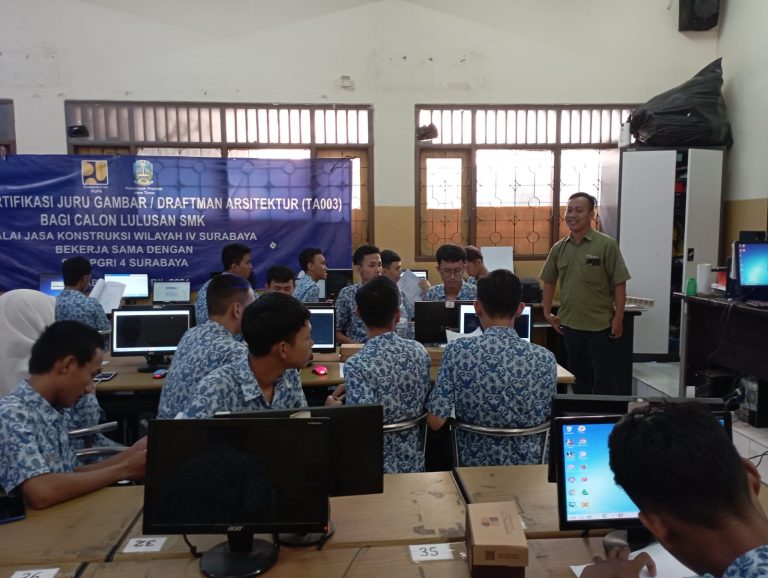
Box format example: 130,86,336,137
39,273,65,297
737,242,768,287
104,273,150,299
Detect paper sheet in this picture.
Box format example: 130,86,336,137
571,542,697,578
445,327,482,343
91,279,125,314
398,270,425,305
481,246,514,273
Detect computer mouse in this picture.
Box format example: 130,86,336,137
153,368,168,379
312,365,328,376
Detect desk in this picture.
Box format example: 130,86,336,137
116,472,466,561
0,486,143,565
680,295,768,396
84,539,604,578
454,465,579,539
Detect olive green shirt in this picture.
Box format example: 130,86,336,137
539,229,630,332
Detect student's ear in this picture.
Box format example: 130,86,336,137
514,301,526,319
57,355,77,376
473,300,484,317
743,457,762,495
638,511,668,544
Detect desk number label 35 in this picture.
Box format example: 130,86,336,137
409,543,455,562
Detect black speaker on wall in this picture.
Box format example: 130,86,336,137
679,0,720,31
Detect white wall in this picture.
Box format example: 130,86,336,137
718,0,768,202
1,0,718,206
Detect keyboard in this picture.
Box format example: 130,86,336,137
746,300,768,308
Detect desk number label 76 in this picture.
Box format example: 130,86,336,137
123,537,167,552
409,543,455,562
10,570,59,578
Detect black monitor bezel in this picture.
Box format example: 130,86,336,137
216,404,384,497
143,418,332,535
322,268,354,301
554,411,732,532
103,272,150,299
414,300,464,344
110,305,194,358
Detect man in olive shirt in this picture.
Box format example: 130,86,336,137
540,192,630,395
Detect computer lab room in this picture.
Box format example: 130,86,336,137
1,1,768,577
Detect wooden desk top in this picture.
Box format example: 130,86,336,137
115,472,466,562
0,563,81,578
84,538,604,578
454,464,575,539
0,486,143,565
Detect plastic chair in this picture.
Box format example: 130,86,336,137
452,420,551,467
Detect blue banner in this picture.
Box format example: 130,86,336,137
0,155,352,291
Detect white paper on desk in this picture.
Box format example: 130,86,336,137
90,279,125,314
446,327,482,343
571,542,696,578
398,270,425,305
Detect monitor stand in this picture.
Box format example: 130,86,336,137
200,530,278,578
602,527,654,552
137,353,170,373
278,520,335,547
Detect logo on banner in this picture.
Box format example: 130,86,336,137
133,159,154,186
81,160,109,186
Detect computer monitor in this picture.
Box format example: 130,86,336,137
318,268,353,301
111,306,193,372
414,300,460,344
547,394,726,483
736,242,768,293
144,418,332,577
39,273,65,297
457,303,531,341
307,305,336,354
407,269,429,281
217,404,384,497
153,281,191,304
554,411,731,538
103,273,150,299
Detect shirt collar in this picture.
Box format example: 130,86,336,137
15,380,67,421
238,357,295,402
566,228,595,245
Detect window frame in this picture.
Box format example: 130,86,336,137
415,104,636,261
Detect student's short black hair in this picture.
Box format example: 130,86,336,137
609,403,751,527
464,245,483,263
207,274,253,317
241,293,310,357
435,244,466,265
355,276,400,329
380,249,401,268
568,192,596,211
476,270,521,318
266,265,296,285
298,248,323,272
29,320,103,374
353,245,381,266
221,243,252,270
61,256,92,286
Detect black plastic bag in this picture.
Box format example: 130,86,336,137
629,58,732,147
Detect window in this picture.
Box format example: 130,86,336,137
416,105,634,259
65,101,373,247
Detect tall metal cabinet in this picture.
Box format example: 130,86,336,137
600,147,724,358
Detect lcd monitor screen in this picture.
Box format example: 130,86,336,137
458,304,530,341
737,242,768,287
414,301,460,344
39,273,65,297
104,273,150,298
318,269,353,301
111,307,191,356
144,418,331,535
153,281,191,304
308,306,336,353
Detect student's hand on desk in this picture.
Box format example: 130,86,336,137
581,548,656,578
545,312,564,335
120,446,147,480
325,393,345,406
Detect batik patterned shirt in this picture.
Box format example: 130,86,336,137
55,289,110,332
426,326,556,466
183,352,308,418
157,320,247,418
0,380,78,493
345,332,430,473
424,282,477,302
334,284,368,343
293,275,320,303
704,545,768,578
194,278,212,326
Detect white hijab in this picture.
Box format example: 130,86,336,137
0,289,56,397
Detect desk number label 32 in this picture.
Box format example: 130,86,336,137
123,537,167,552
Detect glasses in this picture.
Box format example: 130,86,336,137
439,267,464,278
